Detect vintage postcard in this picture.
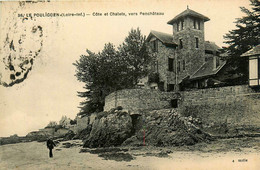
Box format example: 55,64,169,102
0,0,259,169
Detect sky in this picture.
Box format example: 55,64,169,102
0,0,251,137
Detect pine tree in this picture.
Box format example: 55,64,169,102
223,0,260,84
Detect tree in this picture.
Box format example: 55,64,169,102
74,28,152,115
74,43,120,115
223,0,260,84
118,28,152,86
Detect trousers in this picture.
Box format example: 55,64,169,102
49,148,53,157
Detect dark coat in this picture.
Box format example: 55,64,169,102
46,139,56,149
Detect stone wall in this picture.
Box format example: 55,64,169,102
180,85,260,130
104,85,260,133
104,89,180,112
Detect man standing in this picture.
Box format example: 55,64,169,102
46,137,56,158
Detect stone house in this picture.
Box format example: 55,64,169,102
144,7,226,91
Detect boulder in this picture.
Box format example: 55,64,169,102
83,111,133,148
74,124,92,140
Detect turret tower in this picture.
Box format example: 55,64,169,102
167,7,210,78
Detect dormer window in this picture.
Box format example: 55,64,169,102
213,56,221,70
216,57,220,68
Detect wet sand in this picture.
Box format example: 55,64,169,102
0,138,260,170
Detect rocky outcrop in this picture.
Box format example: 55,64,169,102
82,108,211,148
83,110,133,148
123,109,212,146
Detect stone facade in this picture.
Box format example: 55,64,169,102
153,39,176,90
146,8,224,91
172,17,206,79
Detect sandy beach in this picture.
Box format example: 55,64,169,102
1,138,260,170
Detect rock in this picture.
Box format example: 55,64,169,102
83,111,133,148
74,124,92,140
62,130,75,141
82,109,211,148
124,109,212,147
122,136,143,146
25,131,51,142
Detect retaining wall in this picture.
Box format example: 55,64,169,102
104,89,179,112
180,85,260,130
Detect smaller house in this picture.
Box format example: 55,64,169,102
241,45,260,87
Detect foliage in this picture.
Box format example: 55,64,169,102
74,28,153,115
46,121,57,128
223,0,260,84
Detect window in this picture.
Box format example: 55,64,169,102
158,82,165,91
183,60,185,70
193,19,200,30
178,61,181,72
216,57,220,68
258,58,260,78
152,40,158,52
156,61,159,72
171,99,178,108
152,61,157,72
168,84,175,92
249,57,260,86
179,39,183,49
181,19,184,30
168,58,174,71
178,21,181,31
195,37,199,48
177,23,179,32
